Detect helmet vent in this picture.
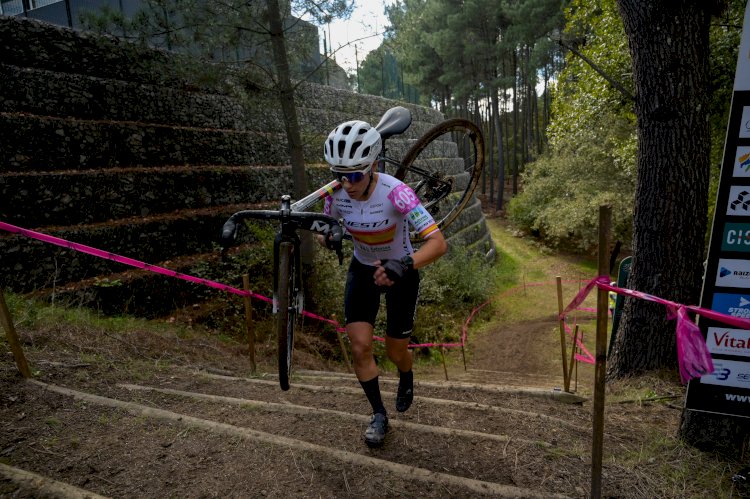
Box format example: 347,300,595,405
350,141,362,159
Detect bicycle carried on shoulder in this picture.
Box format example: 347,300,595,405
220,106,484,390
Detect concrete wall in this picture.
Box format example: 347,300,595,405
0,15,494,316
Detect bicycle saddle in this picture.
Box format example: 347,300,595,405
375,106,412,140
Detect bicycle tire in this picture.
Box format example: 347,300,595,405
276,241,296,391
395,118,484,237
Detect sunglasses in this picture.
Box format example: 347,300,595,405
332,170,368,184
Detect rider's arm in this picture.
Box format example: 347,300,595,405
411,229,447,269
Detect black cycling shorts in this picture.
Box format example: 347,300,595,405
344,256,420,339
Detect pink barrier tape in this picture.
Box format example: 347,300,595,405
559,275,750,384
0,221,469,350
0,221,272,304
564,321,596,366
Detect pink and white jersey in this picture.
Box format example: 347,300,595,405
323,173,440,265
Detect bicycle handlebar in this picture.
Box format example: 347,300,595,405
220,209,345,264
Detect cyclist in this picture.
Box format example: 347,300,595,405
317,120,448,448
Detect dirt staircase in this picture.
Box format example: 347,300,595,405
1,363,594,498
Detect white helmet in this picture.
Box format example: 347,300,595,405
324,120,382,172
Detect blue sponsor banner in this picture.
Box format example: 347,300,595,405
722,223,750,251
712,293,750,318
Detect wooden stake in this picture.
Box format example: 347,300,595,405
0,289,31,378
575,331,585,393
332,314,352,373
567,325,579,392
440,346,449,381
242,275,256,373
556,276,570,392
591,205,611,499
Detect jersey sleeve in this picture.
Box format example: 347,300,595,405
407,205,440,239
387,183,440,239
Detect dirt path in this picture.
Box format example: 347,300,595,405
1,307,692,499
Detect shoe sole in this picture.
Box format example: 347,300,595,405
364,438,385,448
396,390,413,412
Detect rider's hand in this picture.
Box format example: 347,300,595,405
316,231,341,251
375,257,412,285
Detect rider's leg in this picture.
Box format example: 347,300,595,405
385,268,420,413
347,321,379,383
348,321,388,447
385,337,412,372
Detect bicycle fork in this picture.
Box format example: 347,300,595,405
272,232,303,315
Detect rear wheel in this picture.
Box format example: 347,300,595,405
396,118,484,238
276,241,296,391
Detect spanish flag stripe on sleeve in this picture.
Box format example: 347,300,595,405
418,223,439,239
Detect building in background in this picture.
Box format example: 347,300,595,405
0,0,350,89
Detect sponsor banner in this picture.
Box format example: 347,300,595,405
706,327,750,357
722,222,750,251
712,293,750,318
701,359,750,389
735,146,750,177
741,107,750,138
726,185,750,215
716,258,750,287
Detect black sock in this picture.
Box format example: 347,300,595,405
399,369,413,387
359,376,386,415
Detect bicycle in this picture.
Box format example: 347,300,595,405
220,106,484,390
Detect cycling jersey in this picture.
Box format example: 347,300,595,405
323,173,440,266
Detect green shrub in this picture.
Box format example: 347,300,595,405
419,246,494,309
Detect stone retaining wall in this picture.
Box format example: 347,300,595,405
0,15,494,312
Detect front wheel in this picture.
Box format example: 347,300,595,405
396,118,484,238
275,241,297,391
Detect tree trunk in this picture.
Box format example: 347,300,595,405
525,45,534,163
608,1,711,377
492,86,505,212
267,0,308,200
267,0,311,264
512,48,519,196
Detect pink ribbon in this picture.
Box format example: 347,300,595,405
559,275,743,383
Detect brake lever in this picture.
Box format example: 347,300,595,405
220,219,238,248
330,224,344,265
